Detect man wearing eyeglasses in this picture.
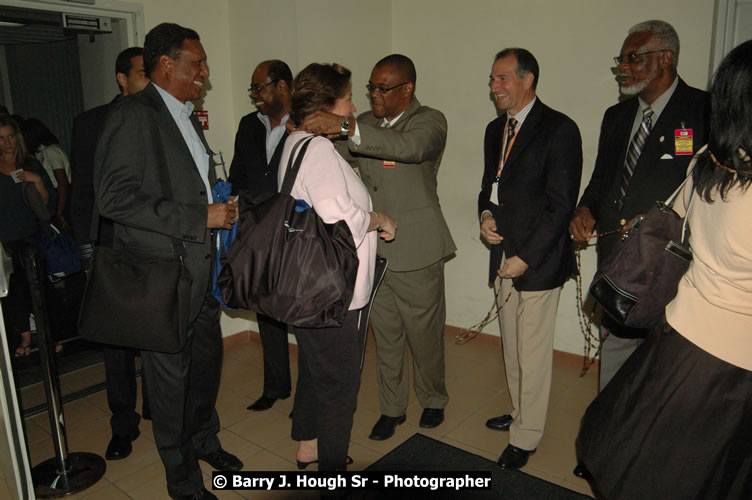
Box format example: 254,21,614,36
228,60,293,412
298,53,455,441
570,20,709,393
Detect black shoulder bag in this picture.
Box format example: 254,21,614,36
217,136,359,328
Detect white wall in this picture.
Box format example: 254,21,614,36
126,0,716,353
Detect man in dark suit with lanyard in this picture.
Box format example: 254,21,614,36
478,48,582,470
94,23,241,500
70,46,150,461
570,20,709,393
228,59,292,412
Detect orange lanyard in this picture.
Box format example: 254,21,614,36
495,122,517,179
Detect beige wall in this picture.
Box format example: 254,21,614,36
129,0,716,353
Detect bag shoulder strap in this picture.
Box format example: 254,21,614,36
280,136,316,196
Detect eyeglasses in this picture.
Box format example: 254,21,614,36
613,50,667,66
366,82,409,94
248,79,279,95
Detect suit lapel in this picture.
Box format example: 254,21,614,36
144,84,211,185
637,79,689,165
390,97,421,131
499,99,543,180
269,130,288,171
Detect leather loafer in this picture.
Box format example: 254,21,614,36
368,415,406,440
105,430,139,460
419,408,445,429
497,444,534,470
486,414,513,431
573,462,593,480
171,488,218,500
198,448,243,471
247,394,289,411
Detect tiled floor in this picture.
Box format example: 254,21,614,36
16,328,598,499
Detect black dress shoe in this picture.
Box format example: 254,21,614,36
497,444,535,470
486,414,513,431
573,462,593,480
368,415,406,440
198,448,243,471
419,408,445,428
246,394,289,411
171,488,218,500
297,455,353,470
105,430,139,460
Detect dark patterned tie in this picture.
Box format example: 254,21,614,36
618,107,653,208
503,117,517,160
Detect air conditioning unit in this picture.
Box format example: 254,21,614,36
62,13,111,33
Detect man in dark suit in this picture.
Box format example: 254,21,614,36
94,23,241,500
70,46,150,462
298,54,456,440
478,48,582,470
228,59,292,412
570,20,710,391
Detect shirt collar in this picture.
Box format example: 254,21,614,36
153,82,195,120
506,96,537,130
257,112,290,131
382,111,406,128
638,76,678,118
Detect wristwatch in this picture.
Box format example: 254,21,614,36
339,117,351,137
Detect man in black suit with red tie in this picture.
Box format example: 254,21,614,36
70,47,150,461
228,60,293,411
478,48,582,470
569,20,710,393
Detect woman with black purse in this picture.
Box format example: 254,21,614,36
279,62,396,471
576,40,752,500
0,113,56,356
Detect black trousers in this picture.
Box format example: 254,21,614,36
291,308,367,471
142,290,223,497
104,347,149,438
1,241,32,338
257,313,291,398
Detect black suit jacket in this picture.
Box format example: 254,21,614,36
578,78,710,266
478,99,582,290
94,83,216,320
227,111,287,198
70,95,120,247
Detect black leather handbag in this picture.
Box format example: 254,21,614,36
217,136,359,328
590,176,693,329
77,148,192,353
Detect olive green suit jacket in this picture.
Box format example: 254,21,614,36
339,97,456,272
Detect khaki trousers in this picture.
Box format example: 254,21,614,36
371,260,449,416
496,274,562,451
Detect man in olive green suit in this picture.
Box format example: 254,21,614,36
300,54,455,440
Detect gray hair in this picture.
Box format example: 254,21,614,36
629,20,680,66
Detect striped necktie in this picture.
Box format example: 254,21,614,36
618,106,653,209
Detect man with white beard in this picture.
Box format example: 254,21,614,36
569,20,709,393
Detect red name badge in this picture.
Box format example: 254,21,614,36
674,128,693,155
383,160,396,168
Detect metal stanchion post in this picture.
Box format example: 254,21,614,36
23,249,105,498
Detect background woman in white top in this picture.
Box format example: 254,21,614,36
279,62,396,471
21,118,71,231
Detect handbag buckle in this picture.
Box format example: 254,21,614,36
284,221,303,233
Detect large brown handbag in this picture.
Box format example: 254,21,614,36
589,175,694,329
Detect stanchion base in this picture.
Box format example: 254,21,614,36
33,452,106,498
